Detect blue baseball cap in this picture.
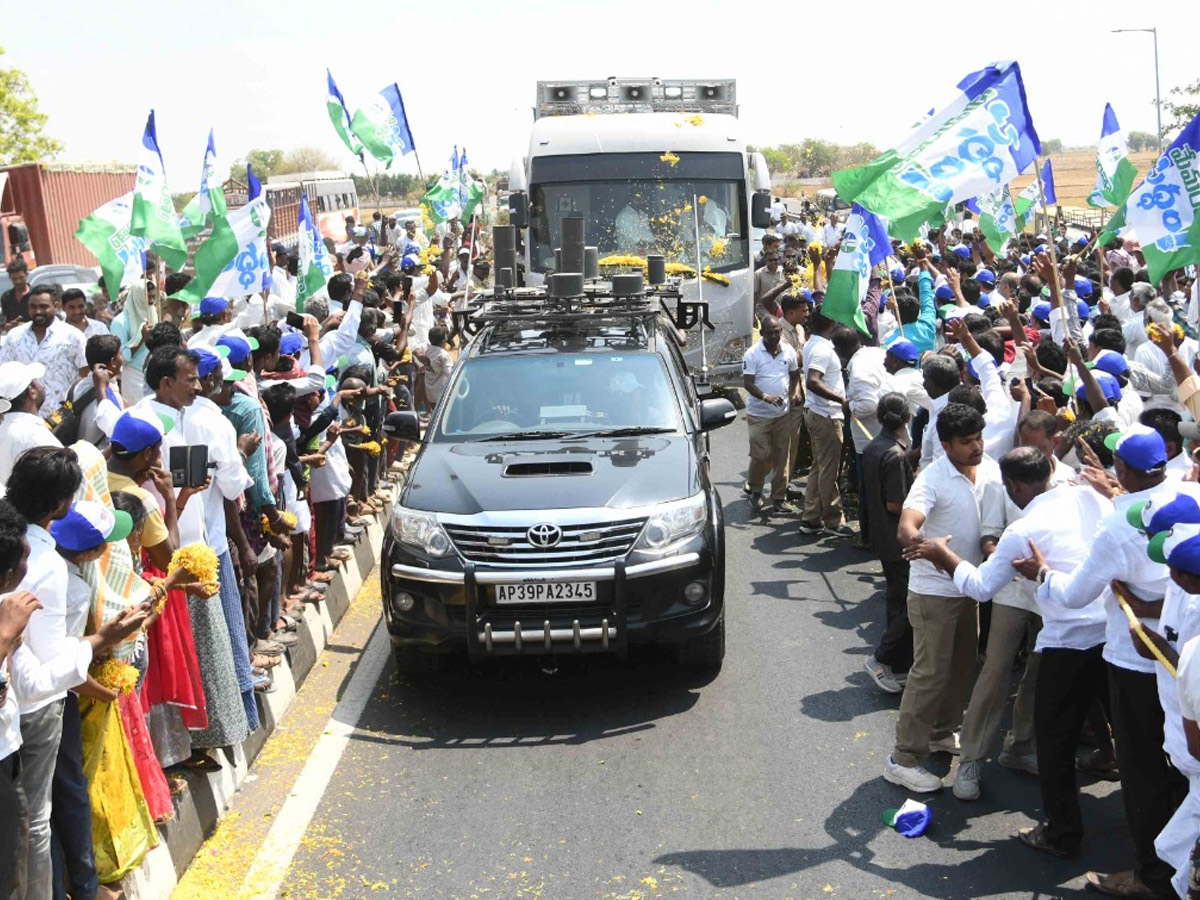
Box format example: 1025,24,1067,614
216,333,259,365
1104,424,1167,471
400,254,422,271
199,296,229,317
1074,235,1090,247
50,500,133,552
1074,276,1093,299
1089,348,1129,379
1035,244,1047,254
886,338,919,366
882,799,932,838
1032,301,1052,322
1020,254,1031,266
1150,522,1200,571
111,408,173,453
1073,370,1123,404
799,289,814,304
1128,486,1200,534
280,332,304,355
975,270,996,286
952,245,972,260
889,266,906,283
191,345,229,378
935,285,955,301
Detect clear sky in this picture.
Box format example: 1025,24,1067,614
2,0,1195,186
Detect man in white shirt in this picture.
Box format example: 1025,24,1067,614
1021,426,1187,890
799,310,852,536
61,288,109,341
885,403,1004,793
822,216,841,248
918,355,964,471
741,316,799,515
906,450,1110,853
0,286,87,419
0,361,60,486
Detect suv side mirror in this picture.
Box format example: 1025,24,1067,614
699,398,737,431
382,410,421,442
750,192,772,230
508,191,529,228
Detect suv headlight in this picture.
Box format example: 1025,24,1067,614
392,507,453,557
635,493,707,552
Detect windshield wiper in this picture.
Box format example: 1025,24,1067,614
473,430,575,442
563,426,677,441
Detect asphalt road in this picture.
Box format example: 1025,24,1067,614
277,417,1129,900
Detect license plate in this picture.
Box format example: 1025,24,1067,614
494,582,596,604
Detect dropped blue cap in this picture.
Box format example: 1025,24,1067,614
199,296,229,317
280,332,304,355
1104,424,1167,471
882,799,932,838
1032,301,1052,322
887,338,919,365
1151,522,1200,571
976,269,996,286
111,408,173,454
216,333,259,365
50,501,133,552
191,345,229,378
952,245,972,260
1127,486,1200,534
1075,370,1123,404
1074,276,1093,299
935,285,955,301
1089,348,1130,379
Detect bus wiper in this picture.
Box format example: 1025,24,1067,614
473,430,575,442
563,426,677,441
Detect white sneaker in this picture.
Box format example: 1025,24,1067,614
863,658,903,694
929,732,961,756
998,750,1039,776
953,759,982,800
883,755,943,793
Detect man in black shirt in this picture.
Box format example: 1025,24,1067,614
861,392,915,694
1,259,31,326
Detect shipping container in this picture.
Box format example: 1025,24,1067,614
0,163,137,269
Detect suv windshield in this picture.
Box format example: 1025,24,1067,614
437,353,683,440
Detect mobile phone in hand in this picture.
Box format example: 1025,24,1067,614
285,311,305,329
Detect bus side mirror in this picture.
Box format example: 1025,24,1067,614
509,191,529,228
751,192,772,230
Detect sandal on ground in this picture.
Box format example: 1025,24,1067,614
180,752,221,772
310,572,335,584
329,548,353,561
1017,823,1073,859
167,774,187,796
1077,748,1121,781
1084,871,1156,898
252,654,280,669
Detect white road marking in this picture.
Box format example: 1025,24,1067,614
238,623,392,900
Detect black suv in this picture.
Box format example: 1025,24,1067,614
381,261,736,674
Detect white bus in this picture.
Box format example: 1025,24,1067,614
507,78,772,387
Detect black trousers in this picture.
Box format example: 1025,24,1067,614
51,692,97,900
0,748,27,900
1036,644,1107,853
874,559,913,674
1109,663,1189,895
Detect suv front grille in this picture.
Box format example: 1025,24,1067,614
443,517,647,567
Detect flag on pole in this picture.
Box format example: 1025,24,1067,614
297,192,333,311
178,129,228,239
204,165,272,300
75,193,148,300
327,69,363,157
1015,159,1056,228
832,61,1040,241
1087,104,1138,209
457,147,484,222
350,83,416,168
977,185,1018,253
822,203,891,335
422,147,465,223
130,110,188,271
1102,112,1200,285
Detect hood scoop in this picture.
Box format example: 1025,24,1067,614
503,460,594,478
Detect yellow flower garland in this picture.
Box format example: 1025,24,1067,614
92,657,139,697
261,511,298,538
359,440,382,457
168,544,220,596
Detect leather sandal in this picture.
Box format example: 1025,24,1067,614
1017,823,1073,859
1084,871,1155,898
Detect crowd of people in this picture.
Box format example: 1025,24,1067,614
0,210,482,900
745,200,1200,898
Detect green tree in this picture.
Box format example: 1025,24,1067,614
837,142,880,168
0,46,62,165
275,146,339,175
229,148,284,180
1163,78,1200,138
1042,138,1064,154
1128,130,1157,152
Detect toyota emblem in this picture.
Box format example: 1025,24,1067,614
527,523,563,548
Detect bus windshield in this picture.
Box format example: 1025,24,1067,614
529,153,747,275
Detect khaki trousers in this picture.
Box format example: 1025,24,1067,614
746,412,791,501
959,603,1041,762
801,409,844,527
893,592,978,768
786,403,806,480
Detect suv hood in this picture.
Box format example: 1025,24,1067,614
401,435,698,515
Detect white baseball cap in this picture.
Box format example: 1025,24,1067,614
0,361,46,400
